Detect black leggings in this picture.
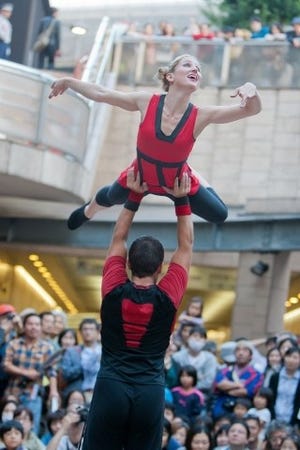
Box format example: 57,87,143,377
96,181,228,224
81,377,165,450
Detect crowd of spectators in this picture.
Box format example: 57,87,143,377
120,15,300,89
0,299,299,450
124,15,300,45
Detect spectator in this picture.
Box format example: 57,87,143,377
244,415,264,450
212,414,232,435
4,313,59,435
39,312,55,346
171,365,204,425
52,312,68,339
263,347,282,387
57,329,77,350
161,417,185,450
185,424,212,450
264,420,292,450
213,423,230,450
213,340,263,419
265,23,286,41
172,420,190,448
173,323,195,349
62,390,86,411
0,398,18,424
248,387,273,439
0,305,22,397
169,325,218,395
269,346,300,427
226,420,250,450
60,318,101,402
265,337,278,353
285,17,300,86
0,419,25,450
46,407,85,450
35,7,61,70
178,296,204,328
13,406,45,450
250,17,269,39
174,296,204,348
232,398,251,419
0,3,13,60
278,337,298,358
165,402,176,424
40,409,64,446
280,434,300,450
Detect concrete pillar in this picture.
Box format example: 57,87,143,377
266,251,291,336
231,252,274,339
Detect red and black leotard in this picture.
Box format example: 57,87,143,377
118,94,200,195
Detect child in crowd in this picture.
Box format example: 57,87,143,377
232,398,251,419
13,406,45,450
161,418,185,450
174,296,204,348
0,419,26,450
171,365,204,425
213,423,230,450
248,387,273,440
40,409,65,445
164,402,176,424
280,434,300,450
177,296,204,327
171,420,190,448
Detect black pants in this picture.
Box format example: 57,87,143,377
81,377,165,450
96,181,228,224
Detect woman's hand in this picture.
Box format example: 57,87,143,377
230,82,257,107
49,77,70,99
162,172,191,198
126,168,148,194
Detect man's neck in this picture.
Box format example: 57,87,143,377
24,336,38,345
132,275,156,287
83,341,98,348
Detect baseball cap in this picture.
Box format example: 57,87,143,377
220,341,236,364
291,17,300,25
0,304,16,316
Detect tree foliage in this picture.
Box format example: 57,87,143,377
199,0,300,29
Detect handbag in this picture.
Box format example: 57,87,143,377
33,19,56,53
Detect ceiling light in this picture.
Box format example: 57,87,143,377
29,254,39,261
15,266,57,308
70,25,87,36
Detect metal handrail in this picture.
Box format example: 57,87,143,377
81,16,110,83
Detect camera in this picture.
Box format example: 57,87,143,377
6,313,15,320
76,405,89,423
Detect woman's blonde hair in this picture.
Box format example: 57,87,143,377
155,54,201,91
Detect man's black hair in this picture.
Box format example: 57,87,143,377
128,235,164,277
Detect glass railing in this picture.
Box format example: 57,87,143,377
113,36,300,89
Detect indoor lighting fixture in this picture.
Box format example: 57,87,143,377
28,254,78,314
70,25,87,36
250,260,269,276
15,265,57,308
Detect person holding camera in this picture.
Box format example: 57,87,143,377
46,405,86,450
0,304,22,398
